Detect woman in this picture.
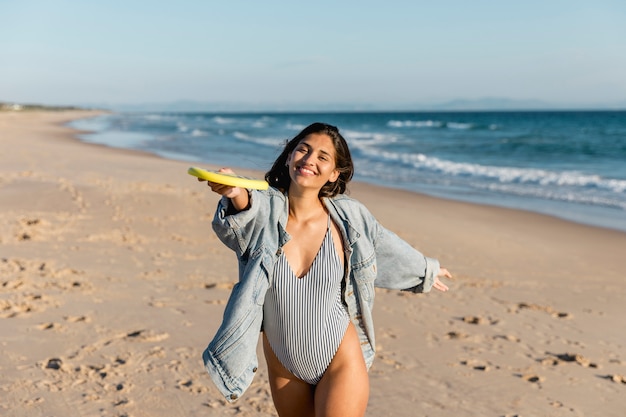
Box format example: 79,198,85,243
200,122,451,417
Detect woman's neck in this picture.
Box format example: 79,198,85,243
287,188,325,221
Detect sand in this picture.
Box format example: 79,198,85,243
1,110,625,416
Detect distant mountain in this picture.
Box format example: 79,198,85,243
431,97,555,111
79,97,625,113
91,100,392,113
430,97,626,111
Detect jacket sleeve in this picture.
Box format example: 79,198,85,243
370,216,440,293
211,190,269,257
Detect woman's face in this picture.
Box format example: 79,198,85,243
287,133,340,192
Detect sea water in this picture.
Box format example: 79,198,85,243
70,111,626,232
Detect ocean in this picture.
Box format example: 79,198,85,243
69,111,626,233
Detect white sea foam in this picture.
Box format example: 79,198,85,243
446,122,473,130
359,147,626,194
286,122,307,131
212,116,236,124
233,131,281,147
476,182,626,210
144,114,169,121
387,120,444,128
191,129,208,137
232,132,250,140
387,120,474,129
252,116,274,128
343,129,397,146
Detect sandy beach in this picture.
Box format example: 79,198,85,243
1,110,625,416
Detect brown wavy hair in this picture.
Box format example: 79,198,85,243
265,122,354,198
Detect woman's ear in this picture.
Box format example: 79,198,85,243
329,168,340,183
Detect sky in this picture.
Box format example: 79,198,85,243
1,0,625,110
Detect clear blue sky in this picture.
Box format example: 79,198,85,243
1,0,625,109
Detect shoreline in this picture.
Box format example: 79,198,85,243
2,110,625,416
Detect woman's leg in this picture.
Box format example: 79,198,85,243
263,333,315,417
314,323,369,417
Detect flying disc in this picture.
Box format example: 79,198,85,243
188,167,269,190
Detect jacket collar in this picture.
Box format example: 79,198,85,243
323,197,361,247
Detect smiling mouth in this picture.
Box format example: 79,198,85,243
296,166,316,175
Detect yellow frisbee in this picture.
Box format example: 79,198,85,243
188,167,269,190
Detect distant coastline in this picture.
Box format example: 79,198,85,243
0,102,97,112
96,98,626,113
4,96,625,114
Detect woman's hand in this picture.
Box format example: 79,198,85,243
198,168,250,212
198,168,243,199
433,267,452,292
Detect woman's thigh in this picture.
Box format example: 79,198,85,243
263,333,315,417
314,323,369,417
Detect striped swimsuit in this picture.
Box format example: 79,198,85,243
263,216,349,385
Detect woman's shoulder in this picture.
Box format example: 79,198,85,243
328,194,373,217
329,193,360,206
253,186,286,201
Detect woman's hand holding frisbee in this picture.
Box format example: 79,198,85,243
201,168,243,199
194,167,250,211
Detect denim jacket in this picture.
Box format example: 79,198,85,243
202,187,440,402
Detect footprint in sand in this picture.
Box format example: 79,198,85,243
494,334,520,342
201,281,233,305
37,322,64,331
64,315,91,323
15,219,37,241
44,358,65,371
204,282,235,290
541,352,598,368
514,302,572,319
176,379,212,395
460,359,495,372
461,315,499,325
376,353,405,370
445,330,469,340
1,257,91,295
124,329,170,343
13,217,56,242
147,298,188,314
1,257,26,274
518,373,545,384
605,374,626,384
0,293,57,318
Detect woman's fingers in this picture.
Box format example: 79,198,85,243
439,267,452,279
433,267,452,292
433,277,449,292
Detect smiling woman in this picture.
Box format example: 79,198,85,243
195,122,451,417
265,123,354,198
